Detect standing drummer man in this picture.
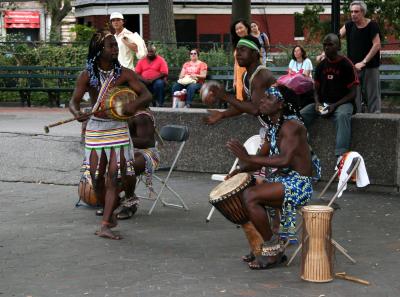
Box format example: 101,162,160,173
69,30,152,240
226,86,314,269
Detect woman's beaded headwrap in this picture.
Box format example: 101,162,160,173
86,30,122,90
265,86,284,101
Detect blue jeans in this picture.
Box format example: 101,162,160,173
147,79,166,107
171,82,202,106
300,103,353,157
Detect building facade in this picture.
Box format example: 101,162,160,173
74,0,333,46
0,1,75,42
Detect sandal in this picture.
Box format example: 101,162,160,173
116,205,137,220
242,252,255,263
95,208,104,216
248,254,287,270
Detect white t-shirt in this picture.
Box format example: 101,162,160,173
288,58,313,77
114,28,147,70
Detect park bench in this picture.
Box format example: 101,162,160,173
380,64,400,99
0,64,398,107
0,66,81,107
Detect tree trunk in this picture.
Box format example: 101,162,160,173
148,0,176,46
46,0,72,42
232,0,251,25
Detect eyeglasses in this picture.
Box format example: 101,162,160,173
190,52,197,55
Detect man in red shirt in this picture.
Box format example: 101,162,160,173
135,45,169,107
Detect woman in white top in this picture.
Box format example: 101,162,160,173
250,20,270,66
288,45,313,78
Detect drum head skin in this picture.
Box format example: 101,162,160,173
103,86,138,121
302,205,333,213
210,173,250,201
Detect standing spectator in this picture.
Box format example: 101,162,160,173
171,49,208,108
288,46,313,78
110,12,147,70
300,34,358,163
231,19,251,101
340,1,381,113
250,20,270,66
135,45,169,107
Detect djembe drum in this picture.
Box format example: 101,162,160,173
209,173,264,256
301,205,334,282
97,86,138,121
78,178,104,207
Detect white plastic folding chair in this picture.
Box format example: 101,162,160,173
206,135,262,222
286,155,363,266
137,124,190,215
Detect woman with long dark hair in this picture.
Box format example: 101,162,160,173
230,19,251,101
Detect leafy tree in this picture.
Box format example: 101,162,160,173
40,0,72,42
342,0,400,40
294,4,330,42
148,0,176,46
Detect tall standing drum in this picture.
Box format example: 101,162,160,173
301,205,334,282
209,173,264,256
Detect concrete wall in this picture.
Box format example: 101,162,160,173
153,108,400,192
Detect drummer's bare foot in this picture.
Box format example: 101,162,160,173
95,223,122,240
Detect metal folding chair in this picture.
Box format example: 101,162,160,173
206,135,262,222
137,124,190,215
286,156,362,266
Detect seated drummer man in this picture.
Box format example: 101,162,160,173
69,30,152,240
116,110,160,219
226,86,314,269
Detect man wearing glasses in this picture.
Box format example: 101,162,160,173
110,12,147,71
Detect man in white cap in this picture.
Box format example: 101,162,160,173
110,12,147,70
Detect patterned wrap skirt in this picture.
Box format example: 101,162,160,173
81,116,135,182
265,170,313,243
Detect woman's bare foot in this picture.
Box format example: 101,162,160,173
95,224,122,240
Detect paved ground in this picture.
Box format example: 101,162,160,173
0,107,400,297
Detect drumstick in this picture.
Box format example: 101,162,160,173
335,272,370,285
43,108,112,133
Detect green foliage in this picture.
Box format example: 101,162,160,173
70,24,95,42
295,5,331,42
342,0,400,39
153,43,233,68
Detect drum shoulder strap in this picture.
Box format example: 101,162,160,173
92,70,115,113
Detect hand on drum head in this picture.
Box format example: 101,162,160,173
200,80,225,106
121,99,139,117
226,139,250,162
225,168,241,180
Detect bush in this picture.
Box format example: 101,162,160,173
70,24,95,42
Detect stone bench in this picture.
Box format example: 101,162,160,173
152,108,400,192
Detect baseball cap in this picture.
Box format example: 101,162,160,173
110,12,124,20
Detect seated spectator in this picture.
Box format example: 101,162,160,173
288,46,313,78
135,45,168,107
171,48,208,108
300,34,358,164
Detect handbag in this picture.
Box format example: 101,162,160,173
177,76,197,85
277,73,314,95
